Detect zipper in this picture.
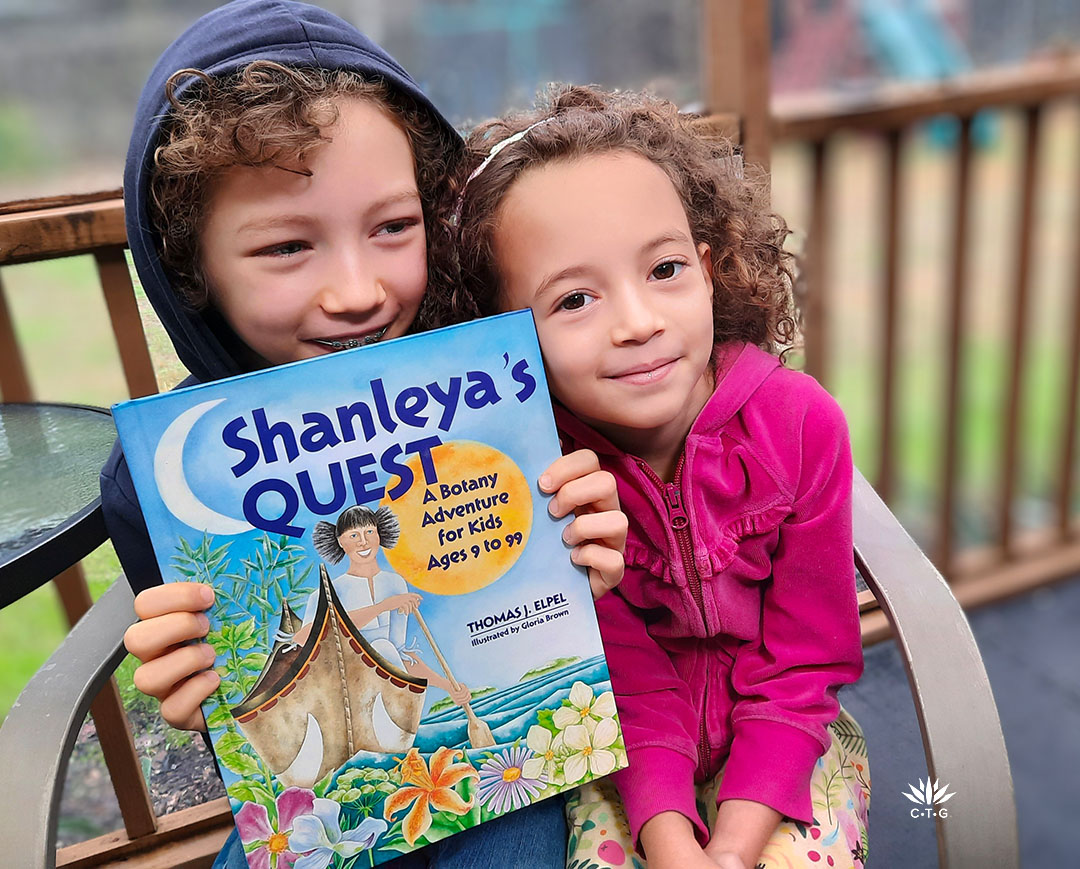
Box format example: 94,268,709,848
636,455,713,773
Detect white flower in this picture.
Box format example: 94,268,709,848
552,682,617,730
522,725,566,783
289,798,386,869
562,716,619,784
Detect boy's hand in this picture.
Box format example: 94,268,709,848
124,583,219,732
540,449,626,599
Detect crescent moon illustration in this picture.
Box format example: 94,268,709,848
153,398,253,535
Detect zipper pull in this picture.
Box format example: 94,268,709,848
664,485,689,530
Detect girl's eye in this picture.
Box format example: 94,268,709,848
376,219,418,237
558,292,592,312
258,241,308,257
651,260,686,280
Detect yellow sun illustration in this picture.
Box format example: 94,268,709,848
380,440,532,595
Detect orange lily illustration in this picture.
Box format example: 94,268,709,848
383,747,479,845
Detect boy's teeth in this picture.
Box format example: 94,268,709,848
314,326,388,350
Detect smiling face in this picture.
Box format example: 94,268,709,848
199,97,427,367
493,152,716,467
338,523,381,573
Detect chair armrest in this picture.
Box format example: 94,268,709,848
853,470,1019,868
0,577,135,867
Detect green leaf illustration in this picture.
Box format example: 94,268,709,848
829,716,867,757
204,704,234,731
218,749,263,778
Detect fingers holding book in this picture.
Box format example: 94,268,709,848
540,449,627,599
125,582,220,732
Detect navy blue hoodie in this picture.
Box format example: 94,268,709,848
100,0,462,595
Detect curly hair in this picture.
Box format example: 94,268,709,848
448,84,796,352
149,59,461,324
312,505,400,565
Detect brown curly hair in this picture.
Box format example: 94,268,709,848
448,84,796,353
149,59,461,327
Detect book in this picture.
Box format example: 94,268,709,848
113,311,626,866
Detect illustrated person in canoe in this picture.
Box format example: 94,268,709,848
288,504,471,708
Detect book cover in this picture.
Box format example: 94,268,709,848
113,311,626,866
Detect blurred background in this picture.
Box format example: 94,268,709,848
2,0,1079,863
3,0,1080,200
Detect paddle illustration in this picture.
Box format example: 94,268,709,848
413,609,496,749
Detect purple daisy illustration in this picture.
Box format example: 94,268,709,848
477,746,546,815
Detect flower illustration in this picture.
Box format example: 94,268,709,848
235,787,315,869
289,798,387,869
552,681,617,730
563,717,620,784
522,725,566,784
477,746,546,814
383,747,479,845
325,767,397,817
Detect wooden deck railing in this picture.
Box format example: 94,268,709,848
771,56,1080,608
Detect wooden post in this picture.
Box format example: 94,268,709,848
804,139,829,386
701,0,772,180
877,130,904,504
53,564,95,627
0,272,33,402
999,106,1041,559
938,116,974,573
92,678,158,840
95,247,158,399
1057,120,1080,541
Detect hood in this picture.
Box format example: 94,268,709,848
124,0,461,383
554,342,781,456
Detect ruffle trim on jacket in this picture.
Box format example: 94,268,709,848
624,502,790,586
699,502,790,578
624,540,685,586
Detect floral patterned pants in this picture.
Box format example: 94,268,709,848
565,709,870,869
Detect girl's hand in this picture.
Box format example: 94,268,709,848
123,583,219,732
540,449,627,599
705,799,782,869
640,811,716,869
706,852,748,869
653,852,725,869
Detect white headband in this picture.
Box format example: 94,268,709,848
451,118,554,225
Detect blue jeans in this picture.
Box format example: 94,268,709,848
212,793,567,868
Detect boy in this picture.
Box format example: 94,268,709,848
103,3,627,866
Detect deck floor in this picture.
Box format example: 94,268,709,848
843,574,1080,866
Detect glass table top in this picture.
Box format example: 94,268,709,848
0,403,116,565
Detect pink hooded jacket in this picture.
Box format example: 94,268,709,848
555,342,864,846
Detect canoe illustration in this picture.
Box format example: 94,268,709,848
231,564,427,788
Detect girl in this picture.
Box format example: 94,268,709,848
449,86,870,869
111,4,626,867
